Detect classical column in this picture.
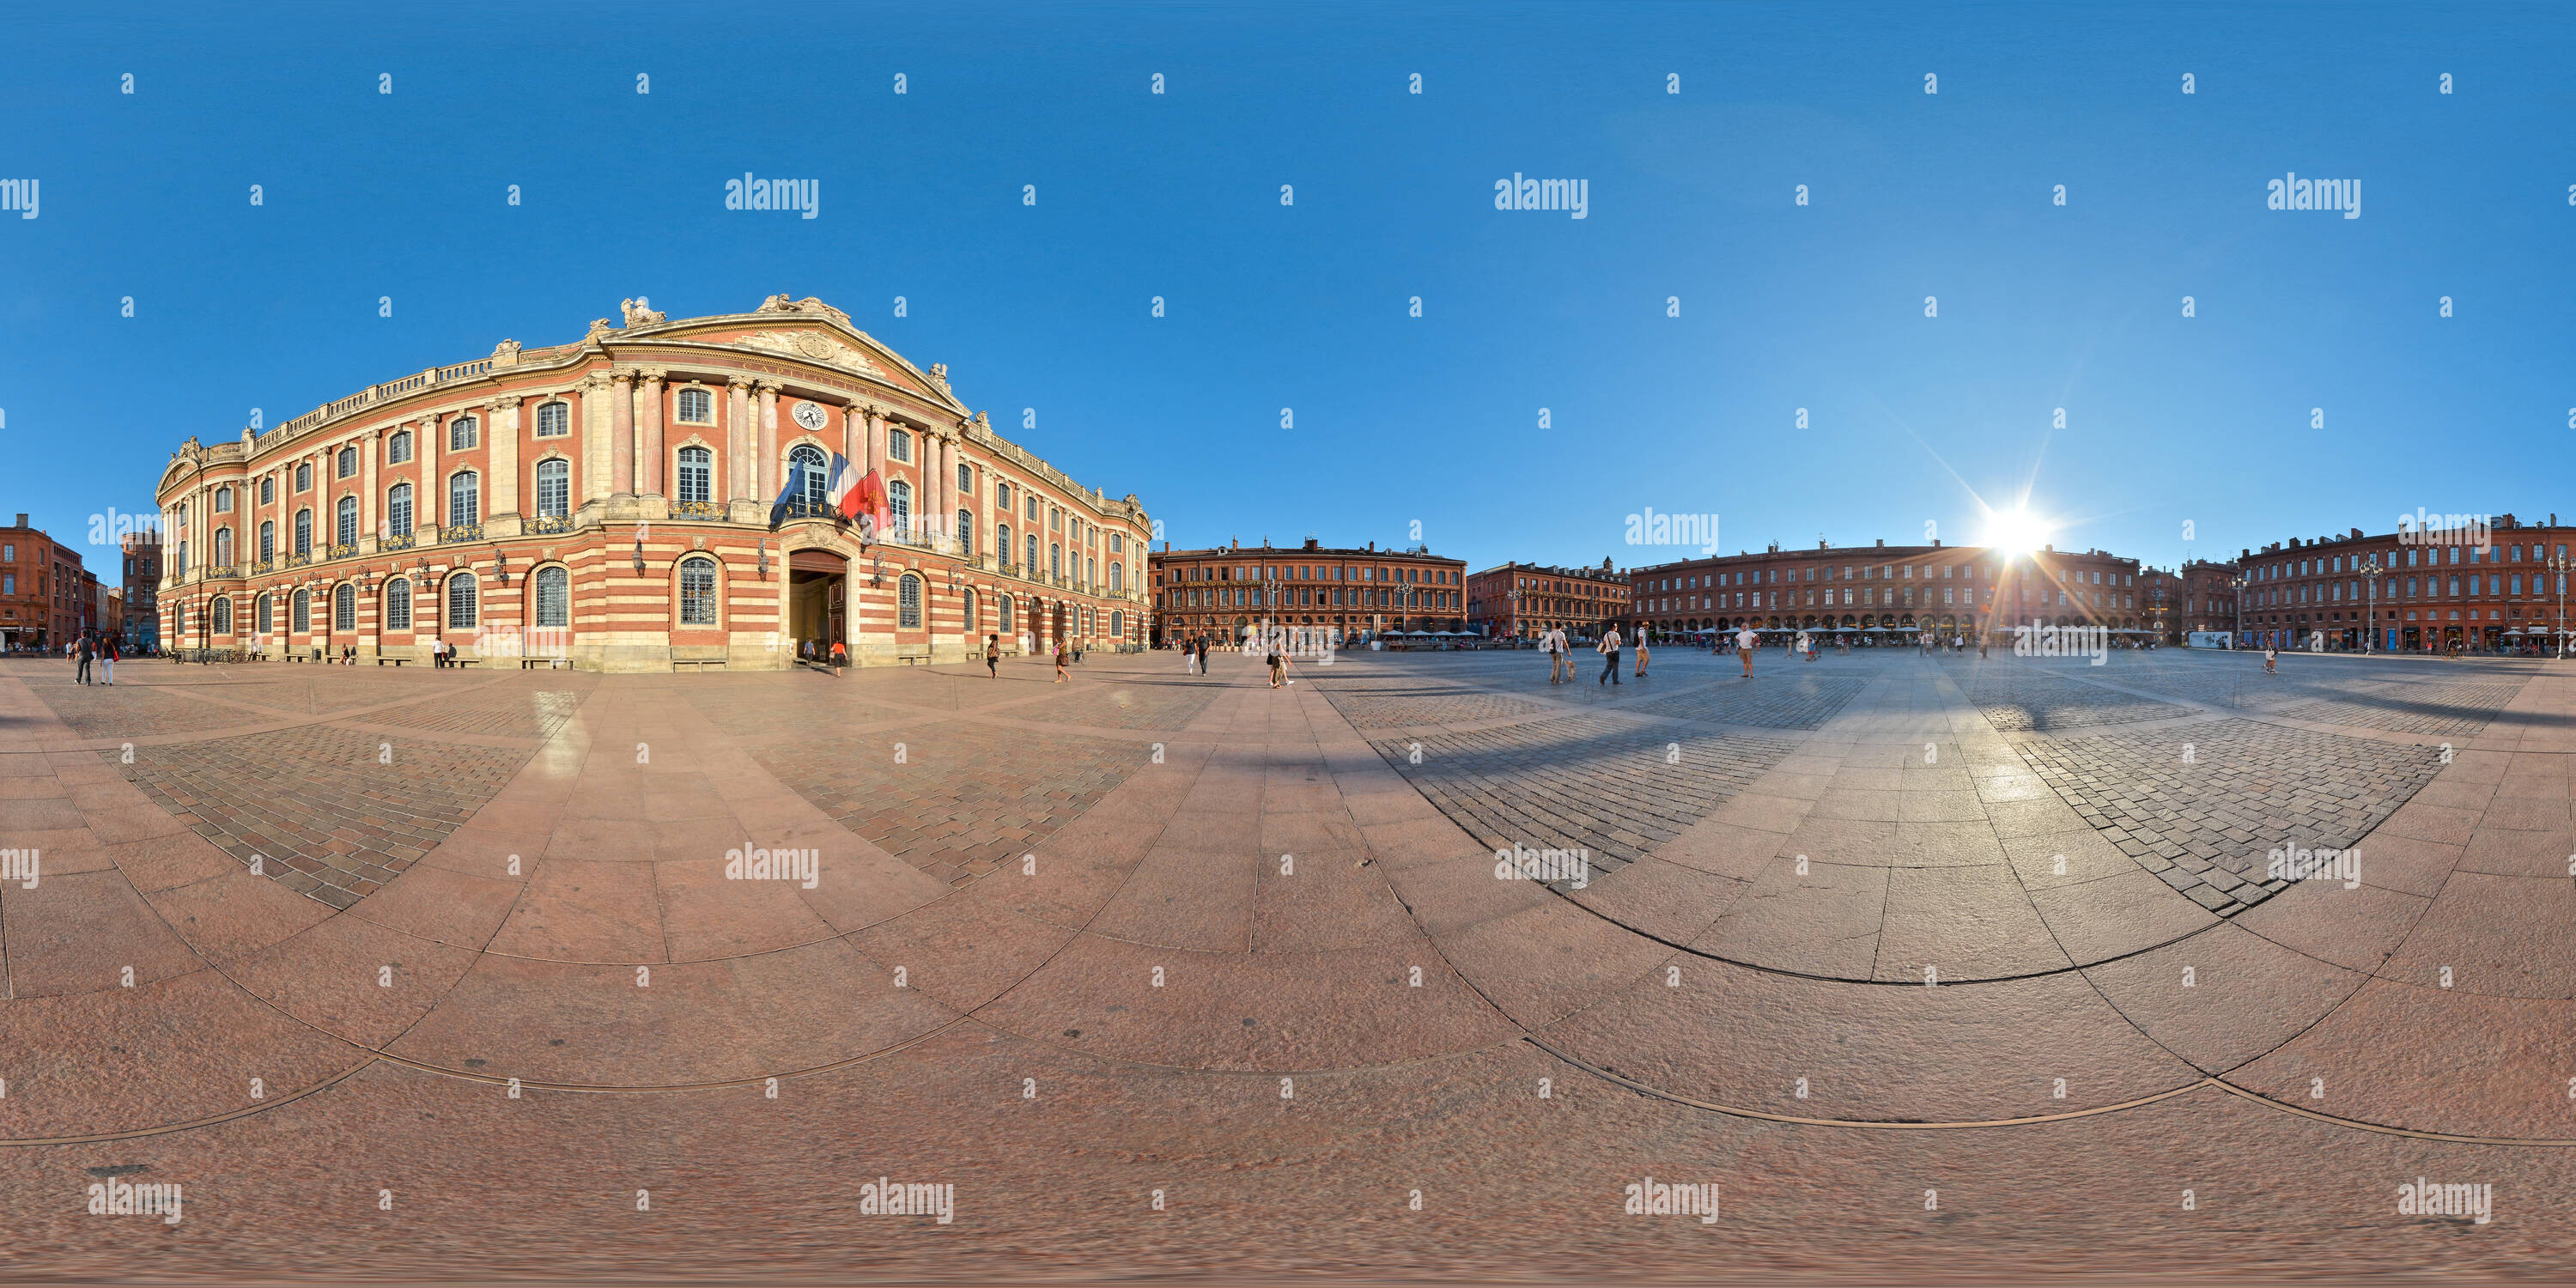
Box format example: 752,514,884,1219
841,400,862,467
727,378,753,501
864,405,884,478
422,415,441,533
609,370,635,497
755,381,781,501
935,435,954,542
639,368,666,497
579,373,610,503
361,428,380,548
490,397,522,518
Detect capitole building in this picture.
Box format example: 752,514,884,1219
152,295,1153,670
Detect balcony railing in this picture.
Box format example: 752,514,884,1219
246,559,276,576
205,565,240,580
380,533,416,553
671,501,724,521
287,553,313,568
328,543,357,561
443,524,483,544
526,514,575,534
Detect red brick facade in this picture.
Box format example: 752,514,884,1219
154,297,1151,669
1148,538,1466,647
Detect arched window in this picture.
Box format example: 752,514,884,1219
957,510,973,557
212,596,232,635
676,388,711,423
997,523,1012,566
1110,609,1124,637
536,401,569,437
335,582,355,630
1109,562,1122,593
997,482,1013,511
887,478,912,535
536,459,568,518
887,428,913,462
1049,543,1061,579
291,588,311,632
898,572,923,629
677,447,712,504
678,556,717,625
256,593,272,635
295,462,311,492
383,579,410,630
215,486,233,513
447,574,478,629
536,565,568,628
957,462,971,495
386,483,413,537
169,602,184,638
260,476,275,504
448,416,477,451
336,496,358,547
963,587,978,631
999,595,1014,630
337,446,356,478
448,471,479,527
1025,533,1038,571
259,520,275,562
295,509,313,556
789,446,829,509
213,527,233,566
388,429,413,463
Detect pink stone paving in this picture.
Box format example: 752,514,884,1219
1,646,2573,1282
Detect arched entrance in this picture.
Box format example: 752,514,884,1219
788,547,848,659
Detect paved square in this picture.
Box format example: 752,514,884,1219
1,645,2570,1282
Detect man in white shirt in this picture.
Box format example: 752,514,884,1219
1596,626,1623,686
1544,627,1569,683
1736,625,1758,677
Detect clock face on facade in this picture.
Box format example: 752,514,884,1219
793,401,829,431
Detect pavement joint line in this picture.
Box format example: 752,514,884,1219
1530,1036,2576,1145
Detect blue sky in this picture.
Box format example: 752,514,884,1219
3,1,2572,579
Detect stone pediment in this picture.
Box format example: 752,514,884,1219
740,328,887,376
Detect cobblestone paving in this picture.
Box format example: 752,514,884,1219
1625,673,1868,729
2013,717,2447,914
1966,666,2196,731
29,678,263,739
216,674,461,713
1012,679,1221,730
1320,685,1552,729
2268,677,2527,738
748,722,1147,886
1372,714,1800,888
369,687,591,740
117,724,529,908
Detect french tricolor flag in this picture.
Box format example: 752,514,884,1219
770,452,883,532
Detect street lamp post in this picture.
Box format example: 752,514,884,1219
2230,574,2249,650
2550,553,2574,659
2356,554,2382,655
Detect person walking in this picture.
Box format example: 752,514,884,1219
1634,635,1649,678
1737,624,1759,677
100,635,118,685
1267,645,1287,689
1185,638,1199,676
75,636,94,684
1596,625,1623,686
985,634,1000,678
1054,642,1071,683
2263,644,2277,675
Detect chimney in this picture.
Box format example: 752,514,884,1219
1874,538,1885,548
11,513,23,527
